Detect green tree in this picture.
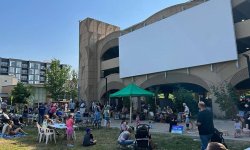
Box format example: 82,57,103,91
11,82,31,104
173,86,198,117
64,69,78,99
45,59,70,101
211,82,239,119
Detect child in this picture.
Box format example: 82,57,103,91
66,114,74,147
104,110,110,128
83,128,97,146
234,119,241,138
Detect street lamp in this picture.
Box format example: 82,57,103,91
101,71,108,104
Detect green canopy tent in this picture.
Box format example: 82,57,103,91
109,83,154,123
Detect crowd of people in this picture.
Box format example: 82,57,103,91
0,98,230,150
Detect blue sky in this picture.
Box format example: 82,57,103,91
0,0,188,71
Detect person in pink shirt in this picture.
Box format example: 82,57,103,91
66,114,74,147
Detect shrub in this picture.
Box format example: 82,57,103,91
211,82,239,119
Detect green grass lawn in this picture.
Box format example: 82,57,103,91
0,126,250,150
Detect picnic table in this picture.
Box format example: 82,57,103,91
48,123,78,142
48,123,78,129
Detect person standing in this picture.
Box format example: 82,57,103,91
66,114,75,147
22,105,29,125
69,100,75,113
80,102,86,118
1,100,7,112
38,104,46,124
196,101,214,150
183,103,190,130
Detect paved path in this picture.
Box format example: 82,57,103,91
107,119,250,142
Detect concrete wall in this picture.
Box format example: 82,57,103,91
78,18,120,106
79,0,250,117
0,75,18,93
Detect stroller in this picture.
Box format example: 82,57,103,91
210,128,228,148
134,124,151,150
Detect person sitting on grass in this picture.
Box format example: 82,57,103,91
66,114,75,147
117,127,134,147
83,128,97,146
5,120,27,135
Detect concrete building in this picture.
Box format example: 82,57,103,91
0,57,66,84
0,75,18,98
79,0,250,117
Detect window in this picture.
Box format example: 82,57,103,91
29,63,35,68
35,69,40,74
10,61,15,67
1,68,8,73
29,69,34,74
36,63,41,69
16,68,21,74
28,80,34,84
40,77,45,81
15,74,21,80
29,75,34,80
34,81,40,84
34,75,40,81
41,65,46,70
40,71,45,76
21,70,28,74
21,76,27,80
1,62,8,66
16,61,22,67
9,67,15,73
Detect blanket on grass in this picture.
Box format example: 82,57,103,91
0,133,26,139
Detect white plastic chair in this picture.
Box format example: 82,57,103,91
36,123,45,143
44,127,56,144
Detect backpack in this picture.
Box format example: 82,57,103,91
210,128,227,148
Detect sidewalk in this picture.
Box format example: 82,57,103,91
108,118,250,142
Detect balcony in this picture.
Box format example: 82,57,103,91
1,62,8,67
22,64,28,68
21,77,28,81
1,69,8,74
41,66,46,70
21,70,28,74
101,57,119,71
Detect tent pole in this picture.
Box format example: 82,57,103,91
155,96,157,106
130,96,132,123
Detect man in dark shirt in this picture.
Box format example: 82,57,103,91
38,104,46,124
196,101,214,150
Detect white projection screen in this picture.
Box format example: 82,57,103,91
119,0,237,78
